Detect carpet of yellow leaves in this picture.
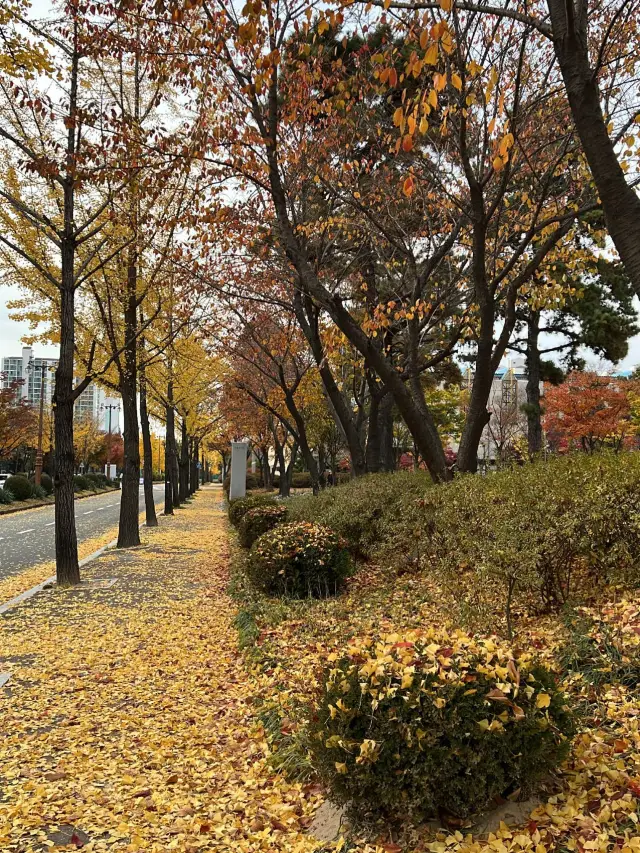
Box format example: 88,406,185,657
0,526,122,604
0,488,322,852
238,557,640,853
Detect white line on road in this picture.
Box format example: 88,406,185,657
17,529,35,535
45,522,54,527
105,504,115,508
83,511,94,515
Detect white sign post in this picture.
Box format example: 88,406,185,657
229,441,249,500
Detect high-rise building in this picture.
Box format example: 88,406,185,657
1,346,117,424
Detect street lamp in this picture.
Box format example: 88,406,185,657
100,403,120,480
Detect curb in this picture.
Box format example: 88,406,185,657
0,506,167,616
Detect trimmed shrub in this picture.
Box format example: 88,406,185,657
309,628,574,820
238,504,287,549
228,494,278,528
291,471,312,489
86,472,109,489
73,474,92,492
32,485,47,499
40,472,53,495
286,471,433,558
30,472,54,495
246,521,351,597
0,488,15,505
4,475,34,501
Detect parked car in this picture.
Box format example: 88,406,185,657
0,473,10,485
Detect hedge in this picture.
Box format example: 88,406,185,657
4,474,34,501
246,521,351,598
309,628,573,819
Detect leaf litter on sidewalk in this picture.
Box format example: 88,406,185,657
0,490,322,852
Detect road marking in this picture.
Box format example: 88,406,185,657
45,522,55,527
95,506,105,511
83,511,94,515
17,529,35,535
105,504,115,508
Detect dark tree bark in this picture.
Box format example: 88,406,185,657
54,278,80,585
165,383,180,509
179,418,189,502
526,310,543,457
379,393,395,472
266,153,450,482
117,246,141,549
365,386,381,473
164,429,173,515
293,290,367,476
547,0,640,297
139,337,158,527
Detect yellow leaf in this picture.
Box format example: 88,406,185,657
492,155,503,171
428,89,438,108
393,106,404,126
419,116,429,134
451,72,462,91
335,762,348,773
424,43,438,65
439,0,452,11
420,30,429,50
536,692,551,709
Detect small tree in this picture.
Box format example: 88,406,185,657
543,372,632,453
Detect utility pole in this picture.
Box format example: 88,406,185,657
101,403,120,480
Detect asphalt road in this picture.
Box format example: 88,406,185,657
0,486,165,582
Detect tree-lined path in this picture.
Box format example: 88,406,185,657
0,487,322,853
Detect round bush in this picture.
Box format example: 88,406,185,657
30,472,54,495
4,475,34,501
228,494,278,528
0,488,15,505
246,522,351,598
73,474,92,492
32,484,47,499
238,504,287,549
309,629,574,820
40,472,53,495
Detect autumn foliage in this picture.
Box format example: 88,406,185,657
543,372,635,452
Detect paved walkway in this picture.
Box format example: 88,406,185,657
0,487,321,852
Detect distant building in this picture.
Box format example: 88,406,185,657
1,346,117,425
460,357,541,465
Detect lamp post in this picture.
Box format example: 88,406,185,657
101,403,120,480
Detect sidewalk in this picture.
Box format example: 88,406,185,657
0,487,321,853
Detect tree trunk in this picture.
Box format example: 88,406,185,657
179,419,189,502
53,279,80,585
526,310,543,457
117,254,141,549
164,424,173,515
379,393,395,472
548,0,640,297
293,290,367,476
268,162,449,482
139,350,158,527
365,390,381,473
165,386,180,510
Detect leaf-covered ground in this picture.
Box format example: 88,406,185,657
235,549,640,853
0,488,322,852
4,487,640,853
